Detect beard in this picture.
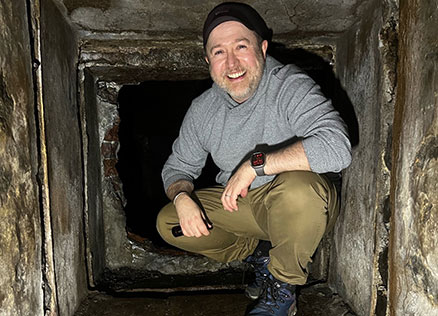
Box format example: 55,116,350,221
210,51,265,103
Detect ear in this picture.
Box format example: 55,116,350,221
261,40,268,59
204,56,210,65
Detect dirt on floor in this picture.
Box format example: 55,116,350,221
74,283,356,316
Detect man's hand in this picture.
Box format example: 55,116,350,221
174,193,211,237
221,161,256,212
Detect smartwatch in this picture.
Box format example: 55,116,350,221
251,152,266,176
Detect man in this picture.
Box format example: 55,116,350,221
156,2,351,315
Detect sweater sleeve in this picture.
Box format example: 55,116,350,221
161,103,208,193
280,74,352,173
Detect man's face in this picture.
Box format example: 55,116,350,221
205,21,268,103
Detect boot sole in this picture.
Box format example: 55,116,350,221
289,301,297,316
244,287,261,300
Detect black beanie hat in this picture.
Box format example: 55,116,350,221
203,2,272,48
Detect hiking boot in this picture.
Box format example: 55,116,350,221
244,254,270,300
247,273,297,316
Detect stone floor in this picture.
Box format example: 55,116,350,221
74,283,356,316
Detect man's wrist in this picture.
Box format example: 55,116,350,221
173,191,189,204
251,151,266,176
166,179,194,203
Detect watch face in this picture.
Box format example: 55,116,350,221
251,152,265,167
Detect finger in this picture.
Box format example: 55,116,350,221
222,191,232,201
198,224,210,236
194,221,209,237
185,225,197,237
181,221,196,237
224,195,235,212
224,189,238,210
190,217,209,238
200,212,213,229
221,192,233,211
229,194,238,211
181,226,192,237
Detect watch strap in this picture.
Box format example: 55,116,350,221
254,166,265,176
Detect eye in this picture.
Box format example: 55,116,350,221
213,50,224,56
237,44,247,50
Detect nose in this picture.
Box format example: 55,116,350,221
226,51,238,69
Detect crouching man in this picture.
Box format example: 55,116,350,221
157,2,351,315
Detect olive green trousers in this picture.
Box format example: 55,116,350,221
156,171,339,285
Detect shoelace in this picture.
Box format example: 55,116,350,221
253,257,269,285
258,277,292,313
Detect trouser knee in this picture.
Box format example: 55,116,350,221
266,171,331,212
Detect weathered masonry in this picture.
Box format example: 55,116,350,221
0,0,437,315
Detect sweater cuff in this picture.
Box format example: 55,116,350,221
302,137,330,173
163,174,194,194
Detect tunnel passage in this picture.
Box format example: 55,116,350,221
115,79,218,244
8,0,436,314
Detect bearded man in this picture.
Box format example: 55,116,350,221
156,2,352,315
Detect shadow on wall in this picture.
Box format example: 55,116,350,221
115,46,359,246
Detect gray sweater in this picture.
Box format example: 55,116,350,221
162,56,351,192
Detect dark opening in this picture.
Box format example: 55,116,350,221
116,79,217,245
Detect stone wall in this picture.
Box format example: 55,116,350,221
329,1,398,315
40,1,88,315
390,0,438,315
0,0,43,315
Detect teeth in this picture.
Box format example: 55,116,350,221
228,70,246,79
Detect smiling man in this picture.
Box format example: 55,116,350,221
156,2,352,315
206,21,267,103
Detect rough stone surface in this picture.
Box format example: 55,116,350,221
329,1,397,315
80,40,209,83
79,38,336,84
0,1,43,315
82,69,106,285
60,0,370,40
390,0,438,315
40,1,88,315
